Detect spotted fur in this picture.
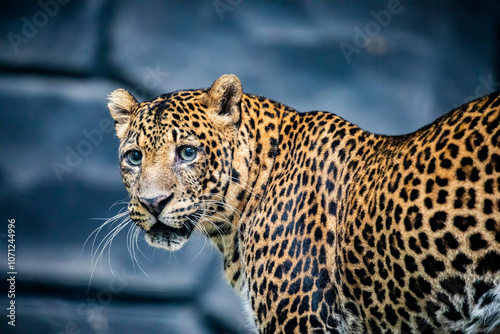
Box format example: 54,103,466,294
108,75,500,333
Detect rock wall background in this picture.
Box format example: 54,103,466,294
0,1,498,333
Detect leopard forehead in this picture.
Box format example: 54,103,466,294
123,90,213,149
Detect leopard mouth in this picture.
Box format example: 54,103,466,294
144,220,195,250
149,221,194,238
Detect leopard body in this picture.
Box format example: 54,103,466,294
108,75,500,333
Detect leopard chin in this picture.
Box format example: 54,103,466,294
144,220,194,251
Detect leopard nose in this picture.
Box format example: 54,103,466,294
139,194,173,217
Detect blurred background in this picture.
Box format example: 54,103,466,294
0,1,499,333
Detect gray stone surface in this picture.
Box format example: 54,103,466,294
13,296,212,334
0,1,104,73
0,1,498,333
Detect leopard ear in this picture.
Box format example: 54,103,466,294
108,89,138,139
205,74,243,125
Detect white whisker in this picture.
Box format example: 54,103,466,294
84,202,149,290
224,173,263,200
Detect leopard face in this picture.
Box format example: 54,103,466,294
108,76,242,251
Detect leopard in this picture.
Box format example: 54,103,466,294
107,74,500,334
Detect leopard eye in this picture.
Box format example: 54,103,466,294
126,150,142,166
178,146,197,162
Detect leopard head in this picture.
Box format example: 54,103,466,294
108,75,243,250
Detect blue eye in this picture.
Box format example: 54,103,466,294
179,146,197,161
126,150,142,165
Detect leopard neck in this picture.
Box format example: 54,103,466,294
212,93,295,290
